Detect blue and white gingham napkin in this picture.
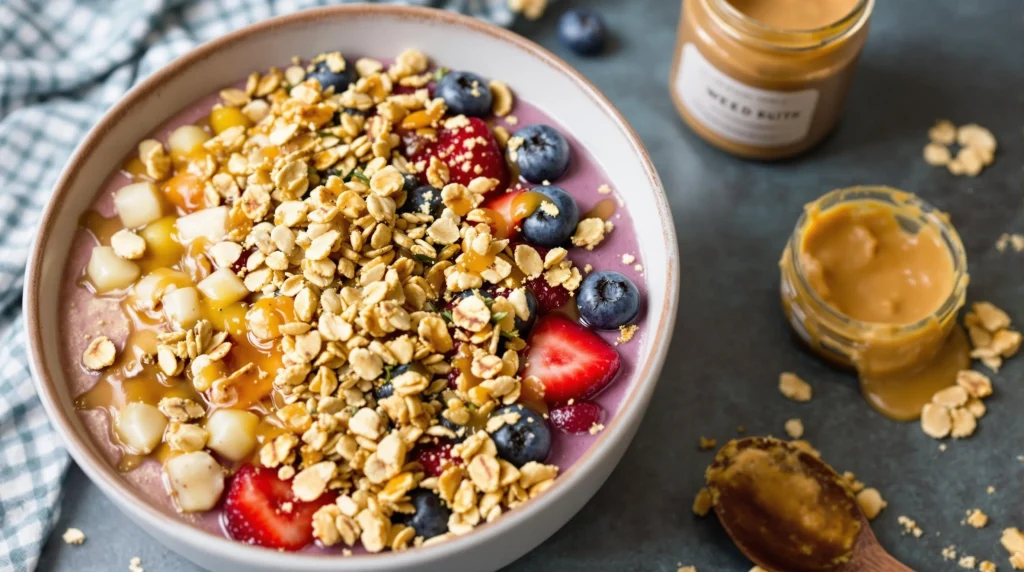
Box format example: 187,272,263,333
0,1,529,570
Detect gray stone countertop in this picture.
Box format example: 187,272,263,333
38,0,1024,570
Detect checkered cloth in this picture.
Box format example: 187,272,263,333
0,1,527,570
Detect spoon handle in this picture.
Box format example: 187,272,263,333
849,546,915,572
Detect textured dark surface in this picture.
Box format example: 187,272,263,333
40,0,1024,570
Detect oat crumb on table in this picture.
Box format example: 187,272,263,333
621,253,635,265
61,527,85,545
588,422,604,435
677,566,697,572
783,418,803,439
129,557,144,572
598,184,612,195
899,515,924,537
966,509,990,528
943,545,959,561
778,372,812,402
961,555,979,569
698,436,717,451
979,561,998,572
692,487,712,517
1001,528,1024,569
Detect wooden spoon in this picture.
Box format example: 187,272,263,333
706,437,912,572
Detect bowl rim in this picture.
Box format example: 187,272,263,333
24,4,679,568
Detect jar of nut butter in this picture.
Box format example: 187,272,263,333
671,0,873,159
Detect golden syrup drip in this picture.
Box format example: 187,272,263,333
584,198,617,221
860,327,972,421
510,191,552,220
459,249,496,274
80,210,124,246
162,172,208,214
477,208,509,240
245,297,296,341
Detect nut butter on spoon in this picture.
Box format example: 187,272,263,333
706,438,911,572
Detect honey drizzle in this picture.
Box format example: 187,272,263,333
584,198,617,221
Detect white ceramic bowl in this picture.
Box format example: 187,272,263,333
25,5,678,571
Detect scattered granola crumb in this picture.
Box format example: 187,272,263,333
943,545,959,561
62,528,86,545
698,436,717,451
940,443,948,452
692,487,712,517
856,488,887,520
923,120,997,176
617,324,638,344
633,264,643,273
899,515,924,537
1001,528,1024,569
966,509,989,528
621,253,635,265
988,486,997,495
678,567,697,572
961,555,978,569
504,114,519,126
82,336,116,370
980,561,997,572
598,184,612,195
784,418,804,439
588,422,604,435
778,372,812,402
129,557,144,572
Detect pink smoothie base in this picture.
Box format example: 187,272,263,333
59,75,648,550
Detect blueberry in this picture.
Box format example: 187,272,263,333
374,364,411,400
576,271,640,330
393,489,451,539
398,184,444,218
307,59,358,94
438,412,468,441
510,124,571,184
402,174,421,193
558,9,608,56
520,186,579,248
435,71,492,117
491,404,552,467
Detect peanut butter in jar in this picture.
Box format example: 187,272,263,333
670,0,873,159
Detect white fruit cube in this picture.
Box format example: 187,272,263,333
162,286,202,328
115,402,168,454
113,182,164,228
197,268,249,308
168,125,211,156
176,207,228,243
86,246,141,293
164,451,225,512
133,268,191,308
205,409,259,462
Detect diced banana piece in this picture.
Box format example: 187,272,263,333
198,268,249,308
168,125,211,156
205,409,259,462
133,268,191,309
86,246,141,293
115,402,168,454
164,451,225,512
162,286,202,329
113,182,164,228
176,207,228,243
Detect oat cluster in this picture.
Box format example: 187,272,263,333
923,120,997,177
966,301,1021,372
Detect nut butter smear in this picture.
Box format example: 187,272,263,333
707,438,862,572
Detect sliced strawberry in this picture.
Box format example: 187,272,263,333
414,442,462,477
224,464,337,551
406,117,508,191
525,276,572,314
521,314,620,405
549,402,605,434
481,189,526,240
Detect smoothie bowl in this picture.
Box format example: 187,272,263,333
25,6,677,572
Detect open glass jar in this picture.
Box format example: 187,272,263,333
671,0,874,159
779,187,969,419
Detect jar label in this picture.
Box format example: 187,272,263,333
676,44,819,147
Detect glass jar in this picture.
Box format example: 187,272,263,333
779,186,969,378
670,0,874,159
